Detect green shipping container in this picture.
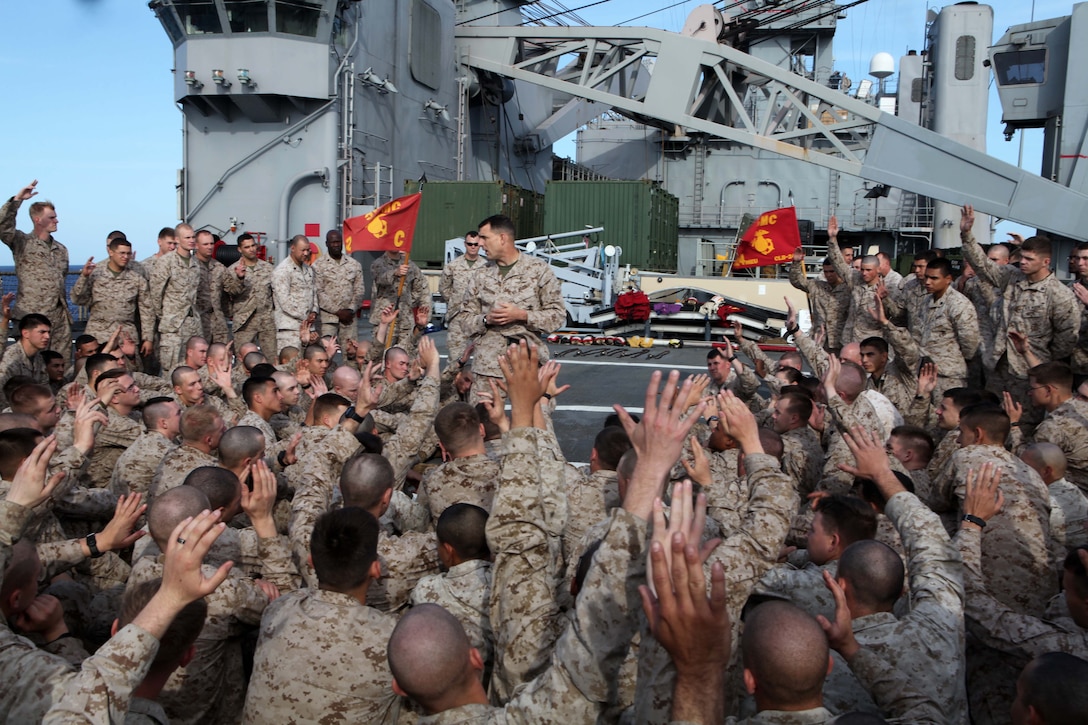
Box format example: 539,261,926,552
543,180,679,272
404,181,544,268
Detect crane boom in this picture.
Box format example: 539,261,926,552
456,25,1088,239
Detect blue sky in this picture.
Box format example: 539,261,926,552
0,0,1073,265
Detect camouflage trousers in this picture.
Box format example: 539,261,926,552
159,315,202,370
320,311,360,344
233,319,278,359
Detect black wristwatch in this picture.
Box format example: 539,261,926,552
962,514,987,529
85,533,105,558
344,405,365,424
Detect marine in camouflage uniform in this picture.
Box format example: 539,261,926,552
222,255,276,356
561,467,621,566
961,226,1080,424
0,190,73,364
109,432,178,497
0,335,48,408
1012,396,1088,496
868,320,929,427
148,446,219,501
313,234,365,343
441,245,485,362
789,256,850,352
0,498,168,724
271,244,318,355
410,558,494,670
149,246,202,370
70,260,154,351
416,452,500,524
827,236,884,344
848,492,967,724
956,524,1088,662
194,254,230,344
370,251,430,351
933,444,1055,614
128,532,295,725
242,583,406,724
632,452,799,723
779,425,825,497
459,253,565,400
914,286,979,395
87,407,142,489
1048,477,1088,550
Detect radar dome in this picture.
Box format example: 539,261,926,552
869,52,895,79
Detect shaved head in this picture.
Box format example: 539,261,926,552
340,453,395,510
217,426,266,469
742,601,830,707
148,487,211,549
388,604,478,712
837,539,904,611
1021,442,1068,483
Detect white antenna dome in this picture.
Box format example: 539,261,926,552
869,52,895,79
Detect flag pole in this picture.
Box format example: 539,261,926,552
384,249,409,350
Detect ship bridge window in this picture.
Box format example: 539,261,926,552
173,0,223,35
275,0,321,37
151,1,185,43
993,49,1047,85
225,0,270,33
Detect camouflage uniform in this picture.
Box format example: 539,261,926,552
932,444,1055,614
869,320,929,426
0,341,47,408
960,273,1000,380
789,262,850,351
956,525,1088,660
87,408,143,488
70,265,154,348
633,453,799,723
416,453,500,524
410,558,494,667
0,196,72,363
821,391,902,494
368,529,441,614
0,499,160,724
271,257,318,354
962,230,1080,415
222,258,277,355
194,256,230,344
149,250,202,370
148,446,219,501
562,468,621,565
241,587,406,724
417,497,650,725
702,448,745,536
459,253,565,392
889,275,929,328
128,532,294,725
1048,478,1088,550
370,253,430,352
847,492,967,724
915,287,979,393
756,560,838,620
827,239,882,344
1072,278,1088,375
780,426,824,497
441,253,485,361
1020,397,1088,495
313,253,365,342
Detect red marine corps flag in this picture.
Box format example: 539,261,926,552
343,192,422,254
733,206,802,269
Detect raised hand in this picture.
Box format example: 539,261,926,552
499,341,546,428
916,362,938,397
828,215,839,240
680,436,711,487
81,257,96,277
4,435,63,509
816,570,859,660
240,459,279,537
15,180,39,202
960,204,975,234
97,493,147,551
